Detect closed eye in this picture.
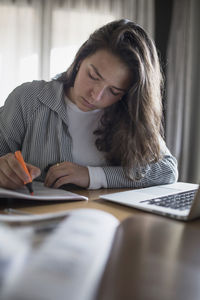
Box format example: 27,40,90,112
88,71,99,81
110,89,121,96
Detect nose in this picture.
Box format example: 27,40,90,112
91,85,106,102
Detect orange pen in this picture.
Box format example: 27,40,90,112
15,151,34,195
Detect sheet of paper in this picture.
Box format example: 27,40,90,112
0,181,88,201
0,226,30,298
2,208,119,300
0,209,74,224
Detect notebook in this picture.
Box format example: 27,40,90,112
100,182,200,220
0,181,88,201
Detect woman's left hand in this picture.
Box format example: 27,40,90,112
44,162,90,189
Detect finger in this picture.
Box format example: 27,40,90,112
52,175,73,189
27,164,41,180
0,153,26,188
6,154,31,183
44,166,54,185
0,168,24,190
0,157,25,185
45,164,67,187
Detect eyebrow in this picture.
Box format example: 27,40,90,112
90,64,127,92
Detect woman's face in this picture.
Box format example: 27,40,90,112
67,49,132,112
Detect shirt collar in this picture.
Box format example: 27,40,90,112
37,80,69,124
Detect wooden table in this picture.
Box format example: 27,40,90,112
0,188,144,221
1,188,200,300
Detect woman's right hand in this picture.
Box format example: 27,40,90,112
0,153,41,190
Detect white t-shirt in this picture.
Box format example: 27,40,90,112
65,97,107,189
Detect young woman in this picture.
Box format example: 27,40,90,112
0,19,178,190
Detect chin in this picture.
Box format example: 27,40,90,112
77,103,91,112
81,107,93,112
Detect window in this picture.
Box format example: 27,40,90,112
0,0,154,106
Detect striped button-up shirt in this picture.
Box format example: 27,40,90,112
0,80,178,188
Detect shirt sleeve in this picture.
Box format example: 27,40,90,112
88,139,178,189
87,166,108,189
102,154,178,189
103,138,178,188
0,84,27,156
0,81,45,157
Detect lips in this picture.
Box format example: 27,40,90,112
82,97,96,109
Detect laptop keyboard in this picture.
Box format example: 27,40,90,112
140,190,197,211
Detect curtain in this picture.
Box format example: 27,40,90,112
0,0,155,106
0,0,42,105
166,0,200,183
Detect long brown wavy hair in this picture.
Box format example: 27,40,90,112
56,19,164,179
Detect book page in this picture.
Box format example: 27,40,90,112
0,226,30,298
0,181,88,201
1,208,119,300
0,209,76,224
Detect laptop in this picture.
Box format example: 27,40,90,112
100,182,200,221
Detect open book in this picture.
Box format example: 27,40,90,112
0,181,88,201
0,208,118,300
1,208,200,300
